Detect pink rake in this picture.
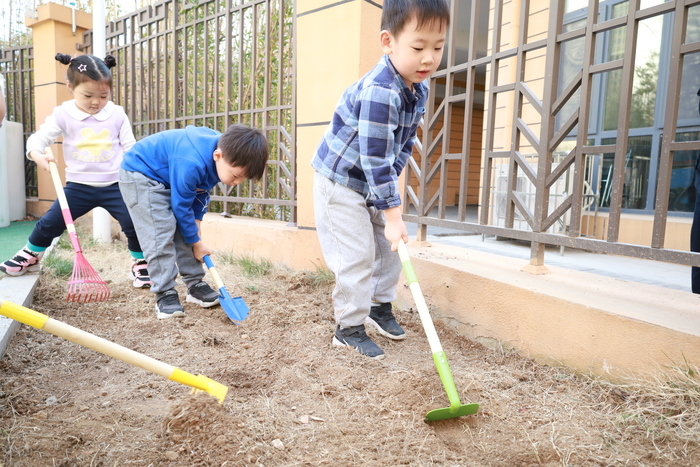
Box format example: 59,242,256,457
47,151,110,303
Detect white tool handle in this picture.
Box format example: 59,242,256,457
47,156,71,214
397,241,444,354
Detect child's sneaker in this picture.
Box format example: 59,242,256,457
130,259,154,288
186,281,220,308
155,289,185,319
365,303,406,340
332,324,385,359
0,248,42,276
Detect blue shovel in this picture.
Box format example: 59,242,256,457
203,255,249,323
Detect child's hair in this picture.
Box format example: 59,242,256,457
55,53,117,88
381,0,450,37
217,124,269,181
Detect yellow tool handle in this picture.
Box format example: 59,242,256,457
0,299,210,391
202,255,225,290
207,264,226,290
0,299,49,329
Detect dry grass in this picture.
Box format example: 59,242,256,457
597,359,700,458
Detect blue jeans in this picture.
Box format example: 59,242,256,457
29,181,141,252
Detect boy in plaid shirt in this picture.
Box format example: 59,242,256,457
312,0,450,359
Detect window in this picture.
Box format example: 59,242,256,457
669,132,699,213
559,0,700,214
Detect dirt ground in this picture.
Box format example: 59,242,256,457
0,233,698,466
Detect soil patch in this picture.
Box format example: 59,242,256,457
0,235,698,466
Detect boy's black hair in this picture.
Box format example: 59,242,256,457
217,124,269,181
55,53,116,88
381,0,450,37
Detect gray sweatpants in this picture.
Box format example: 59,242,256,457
119,168,205,294
313,172,402,327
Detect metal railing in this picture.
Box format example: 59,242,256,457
0,46,36,198
404,0,700,268
83,0,296,223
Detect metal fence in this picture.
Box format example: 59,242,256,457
405,0,700,268
83,0,296,223
0,46,36,198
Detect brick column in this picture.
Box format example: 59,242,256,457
294,0,383,229
25,2,91,217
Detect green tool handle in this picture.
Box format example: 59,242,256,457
0,299,225,400
397,241,462,413
432,351,461,413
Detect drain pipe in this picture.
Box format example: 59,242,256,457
91,0,112,243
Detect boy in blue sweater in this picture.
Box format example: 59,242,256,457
120,124,268,319
312,0,449,359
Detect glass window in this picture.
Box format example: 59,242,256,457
601,4,627,131
599,135,652,209
678,6,700,123
556,32,585,132
668,132,699,213
688,4,700,43
630,15,663,128
559,0,698,215
678,52,700,123
602,6,664,131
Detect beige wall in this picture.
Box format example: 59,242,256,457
582,212,692,251
294,0,383,229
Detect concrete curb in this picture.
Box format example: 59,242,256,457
0,238,58,358
0,273,41,357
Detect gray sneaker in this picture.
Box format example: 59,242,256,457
332,324,385,359
365,303,406,340
155,289,185,319
186,281,220,308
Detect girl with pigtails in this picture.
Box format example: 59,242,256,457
0,53,152,289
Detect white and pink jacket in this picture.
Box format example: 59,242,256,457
26,100,136,186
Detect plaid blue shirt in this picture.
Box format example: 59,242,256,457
311,55,427,210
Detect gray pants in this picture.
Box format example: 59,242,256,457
313,172,402,327
119,168,205,294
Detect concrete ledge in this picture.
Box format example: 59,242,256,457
0,273,41,357
202,214,325,270
394,241,700,378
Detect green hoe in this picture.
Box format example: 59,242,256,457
398,241,479,421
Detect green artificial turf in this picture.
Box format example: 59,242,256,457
0,221,37,263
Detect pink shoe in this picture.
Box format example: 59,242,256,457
0,248,42,276
130,259,154,288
